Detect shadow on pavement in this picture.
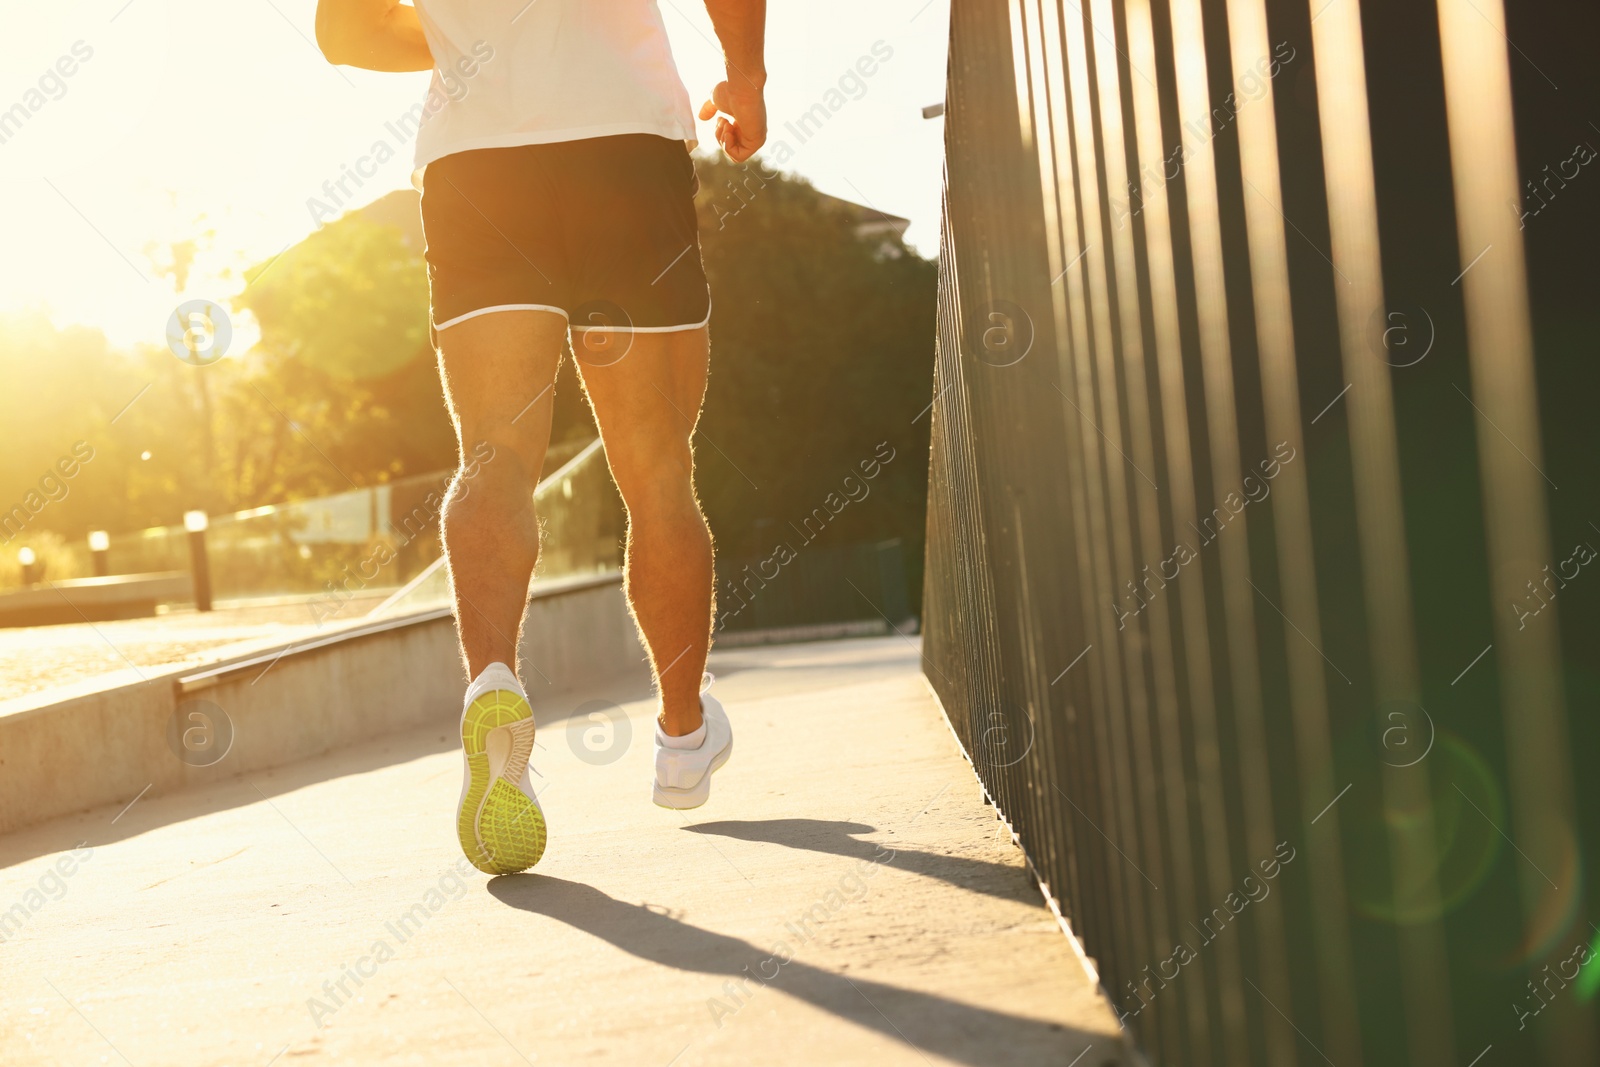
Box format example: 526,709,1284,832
488,874,1109,1067
682,818,1036,904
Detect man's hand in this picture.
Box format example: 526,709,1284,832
699,80,767,162
701,0,767,162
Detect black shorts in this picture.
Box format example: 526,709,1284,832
420,134,710,338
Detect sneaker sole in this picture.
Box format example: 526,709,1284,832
456,688,546,874
652,738,733,810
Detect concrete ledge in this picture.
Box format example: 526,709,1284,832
0,572,193,627
0,573,647,838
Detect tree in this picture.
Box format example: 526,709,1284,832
693,156,937,586
234,212,454,495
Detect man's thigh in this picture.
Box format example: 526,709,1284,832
573,327,710,488
436,310,569,474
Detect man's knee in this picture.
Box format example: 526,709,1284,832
455,431,539,490
446,440,537,520
611,443,695,514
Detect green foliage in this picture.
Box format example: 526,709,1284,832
694,156,937,574
232,214,456,499
244,217,429,381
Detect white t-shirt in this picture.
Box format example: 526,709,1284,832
411,0,697,171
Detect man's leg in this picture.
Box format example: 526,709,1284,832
436,310,568,678
573,328,714,736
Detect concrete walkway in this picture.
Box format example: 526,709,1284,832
0,636,1123,1066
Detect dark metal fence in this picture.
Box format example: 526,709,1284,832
920,1,1599,1065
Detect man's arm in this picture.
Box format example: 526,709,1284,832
315,0,433,72
698,0,768,162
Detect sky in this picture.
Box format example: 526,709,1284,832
0,0,951,350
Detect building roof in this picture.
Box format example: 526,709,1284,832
352,189,424,249
331,181,911,247
809,190,913,237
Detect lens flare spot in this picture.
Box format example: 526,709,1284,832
1578,930,1600,1002
1342,731,1504,925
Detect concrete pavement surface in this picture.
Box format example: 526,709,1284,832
0,636,1124,1066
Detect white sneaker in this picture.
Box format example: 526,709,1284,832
653,674,732,810
456,662,546,874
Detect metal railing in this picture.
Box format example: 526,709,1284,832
922,2,1597,1065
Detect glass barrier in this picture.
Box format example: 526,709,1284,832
7,435,618,616
92,468,453,604
368,437,623,618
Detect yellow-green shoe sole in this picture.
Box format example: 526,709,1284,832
457,689,546,875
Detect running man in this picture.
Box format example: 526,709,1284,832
315,0,767,874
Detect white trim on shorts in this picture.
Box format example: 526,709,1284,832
436,300,712,334
569,301,713,334
434,304,570,331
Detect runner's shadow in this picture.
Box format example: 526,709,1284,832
487,875,1101,1067
682,818,1035,904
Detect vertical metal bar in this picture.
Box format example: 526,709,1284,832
1306,2,1457,1064
1057,0,1185,1056
1433,2,1594,1064
1023,0,1150,1016
1008,0,1115,994
992,0,1103,974
1113,5,1222,1062
1220,0,1364,1062
1167,0,1299,1059
1122,1,1250,1060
